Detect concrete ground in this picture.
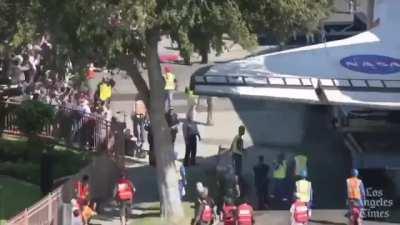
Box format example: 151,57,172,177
89,37,382,224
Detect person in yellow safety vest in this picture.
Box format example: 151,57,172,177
99,80,112,102
163,65,177,111
230,125,245,176
295,170,313,209
185,87,199,121
346,169,366,214
271,153,288,202
294,154,308,178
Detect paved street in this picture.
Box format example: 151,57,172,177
91,37,355,224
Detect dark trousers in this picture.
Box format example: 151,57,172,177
232,153,242,175
184,136,197,166
256,185,268,210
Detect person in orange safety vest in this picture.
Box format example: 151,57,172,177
290,193,311,225
220,197,237,225
236,198,255,225
346,169,365,220
193,187,215,225
114,173,136,225
74,175,90,208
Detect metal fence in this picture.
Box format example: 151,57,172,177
6,187,62,225
1,102,111,152
2,101,113,225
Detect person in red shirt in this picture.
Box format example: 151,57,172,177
114,173,136,225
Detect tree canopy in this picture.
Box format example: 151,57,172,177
1,0,333,220
239,0,332,42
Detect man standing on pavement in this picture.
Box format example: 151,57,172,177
183,114,201,166
166,108,179,146
163,65,177,111
185,87,199,121
253,155,270,210
132,98,147,148
230,125,245,176
271,153,288,202
346,169,366,213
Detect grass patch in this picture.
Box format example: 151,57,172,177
0,176,41,223
0,136,92,185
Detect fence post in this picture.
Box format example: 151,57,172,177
24,209,28,225
48,192,52,224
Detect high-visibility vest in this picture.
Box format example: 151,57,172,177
237,203,253,225
117,179,134,201
187,90,198,106
296,180,312,203
293,200,309,223
75,181,89,201
99,83,112,101
273,161,287,179
164,72,176,90
294,155,308,176
223,204,237,225
201,203,213,222
230,135,243,155
347,177,362,200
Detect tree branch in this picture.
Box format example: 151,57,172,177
118,54,150,109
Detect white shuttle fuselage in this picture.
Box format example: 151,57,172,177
194,0,400,109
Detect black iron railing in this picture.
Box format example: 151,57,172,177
1,101,111,153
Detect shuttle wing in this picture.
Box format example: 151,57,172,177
193,0,400,109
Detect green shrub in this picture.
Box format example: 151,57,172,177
15,100,55,136
0,161,40,185
0,138,92,184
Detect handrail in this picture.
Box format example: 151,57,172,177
194,74,400,91
1,100,111,152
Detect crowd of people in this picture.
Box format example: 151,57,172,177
0,34,121,151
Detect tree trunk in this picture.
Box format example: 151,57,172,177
206,96,213,125
145,28,184,219
119,55,150,107
200,47,208,64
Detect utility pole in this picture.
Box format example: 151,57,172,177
0,185,3,225
367,0,375,29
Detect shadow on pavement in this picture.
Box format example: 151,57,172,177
229,99,352,209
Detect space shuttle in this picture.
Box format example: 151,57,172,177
193,0,400,109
